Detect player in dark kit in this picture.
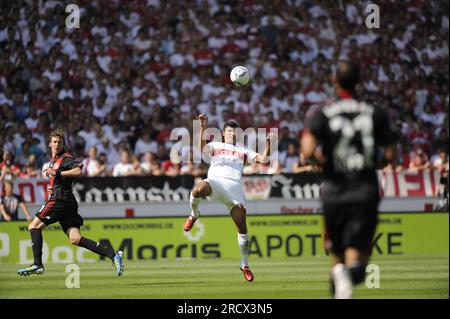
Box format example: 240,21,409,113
302,61,397,298
17,129,124,276
0,180,32,221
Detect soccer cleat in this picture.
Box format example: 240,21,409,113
17,264,45,276
331,263,352,299
113,250,124,276
240,266,254,282
183,215,198,232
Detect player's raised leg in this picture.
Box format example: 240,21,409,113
230,204,253,282
17,218,46,276
184,180,212,231
66,227,124,276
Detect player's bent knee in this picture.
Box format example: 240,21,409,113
348,265,366,284
69,236,82,245
192,183,207,198
193,181,212,198
192,187,202,198
28,223,41,232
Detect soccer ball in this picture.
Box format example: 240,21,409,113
230,66,250,86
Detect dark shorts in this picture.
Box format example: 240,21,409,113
36,199,83,233
322,200,379,255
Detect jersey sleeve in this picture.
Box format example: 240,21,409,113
207,141,215,150
201,141,216,164
61,155,83,171
244,148,258,163
304,104,327,142
373,106,398,146
16,194,24,203
206,142,217,156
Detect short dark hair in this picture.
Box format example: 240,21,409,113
223,119,240,130
336,60,360,91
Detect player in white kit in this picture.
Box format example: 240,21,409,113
184,114,274,282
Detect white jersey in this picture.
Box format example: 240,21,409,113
206,142,258,181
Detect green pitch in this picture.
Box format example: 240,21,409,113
0,254,448,299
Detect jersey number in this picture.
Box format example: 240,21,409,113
329,114,374,172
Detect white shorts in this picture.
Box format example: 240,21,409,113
205,177,245,211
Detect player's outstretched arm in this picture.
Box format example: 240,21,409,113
61,167,83,178
46,167,82,178
198,113,210,157
255,133,274,164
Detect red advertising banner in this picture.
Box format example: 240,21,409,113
378,169,441,197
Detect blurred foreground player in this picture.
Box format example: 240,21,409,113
184,114,274,282
17,129,124,276
302,61,397,298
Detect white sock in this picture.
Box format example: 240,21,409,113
190,192,201,218
331,263,353,299
238,233,250,268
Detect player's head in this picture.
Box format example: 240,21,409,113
3,180,13,196
222,119,240,144
48,128,65,156
334,60,360,92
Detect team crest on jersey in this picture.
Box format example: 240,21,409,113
53,163,60,169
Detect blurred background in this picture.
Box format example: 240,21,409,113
0,0,448,181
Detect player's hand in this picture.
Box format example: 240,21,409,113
45,168,57,178
266,132,275,143
198,113,208,129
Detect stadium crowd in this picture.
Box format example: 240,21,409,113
0,0,448,181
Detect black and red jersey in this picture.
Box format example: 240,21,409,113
48,151,83,203
305,90,397,203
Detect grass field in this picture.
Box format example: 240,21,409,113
0,254,448,299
